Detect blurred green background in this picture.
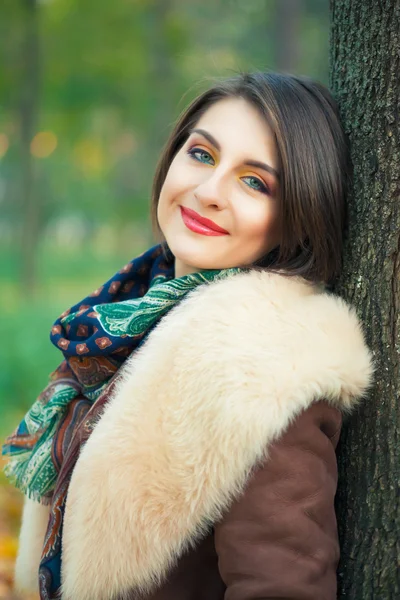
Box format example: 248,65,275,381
0,0,330,439
0,4,331,590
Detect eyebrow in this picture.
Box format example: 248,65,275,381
189,127,280,181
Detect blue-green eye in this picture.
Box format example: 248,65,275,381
241,175,270,195
187,147,270,196
187,148,214,165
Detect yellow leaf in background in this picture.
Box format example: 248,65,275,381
0,535,18,560
5,500,21,521
0,580,11,598
0,487,23,535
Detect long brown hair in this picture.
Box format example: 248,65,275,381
150,71,351,286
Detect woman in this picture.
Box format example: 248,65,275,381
4,71,373,600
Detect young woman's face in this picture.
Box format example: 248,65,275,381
157,97,281,278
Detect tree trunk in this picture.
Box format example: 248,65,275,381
274,0,302,73
330,1,400,597
20,0,40,296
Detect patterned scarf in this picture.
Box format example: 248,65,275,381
2,243,242,505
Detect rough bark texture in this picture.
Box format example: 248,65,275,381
330,1,400,598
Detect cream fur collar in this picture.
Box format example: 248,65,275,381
60,270,373,600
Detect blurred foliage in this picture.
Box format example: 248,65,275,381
0,0,330,426
0,0,329,233
0,1,329,596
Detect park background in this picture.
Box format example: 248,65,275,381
0,1,330,597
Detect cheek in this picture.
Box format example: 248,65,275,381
238,203,280,241
159,156,192,204
157,171,177,222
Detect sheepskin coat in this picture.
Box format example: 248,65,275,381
15,269,373,600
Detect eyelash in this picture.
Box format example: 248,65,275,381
186,147,270,196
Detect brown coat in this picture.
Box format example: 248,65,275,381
14,270,373,599
146,400,342,600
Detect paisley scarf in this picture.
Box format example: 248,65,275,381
1,243,242,505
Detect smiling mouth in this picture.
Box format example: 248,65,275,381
180,206,229,236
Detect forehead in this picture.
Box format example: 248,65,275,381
193,97,277,164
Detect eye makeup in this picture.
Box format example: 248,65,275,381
188,128,280,181
186,143,273,197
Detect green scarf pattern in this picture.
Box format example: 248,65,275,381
2,243,243,502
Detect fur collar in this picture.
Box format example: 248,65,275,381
60,270,373,600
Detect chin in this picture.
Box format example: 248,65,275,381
167,234,204,261
170,244,226,273
176,253,218,272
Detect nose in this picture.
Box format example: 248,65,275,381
194,167,229,210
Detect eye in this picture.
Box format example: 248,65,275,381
241,175,270,195
187,147,215,165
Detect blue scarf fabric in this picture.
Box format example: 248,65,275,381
1,242,244,598
2,243,243,505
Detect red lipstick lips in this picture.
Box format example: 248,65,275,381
180,206,229,236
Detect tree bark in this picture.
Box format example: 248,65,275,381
330,1,400,597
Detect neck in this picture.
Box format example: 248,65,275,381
174,258,203,279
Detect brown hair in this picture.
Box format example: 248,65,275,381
150,70,351,286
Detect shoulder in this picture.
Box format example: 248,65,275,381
142,269,374,413
60,272,373,600
60,271,373,600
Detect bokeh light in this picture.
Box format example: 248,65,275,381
30,131,58,158
0,134,9,158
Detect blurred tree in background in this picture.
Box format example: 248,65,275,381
0,2,329,595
